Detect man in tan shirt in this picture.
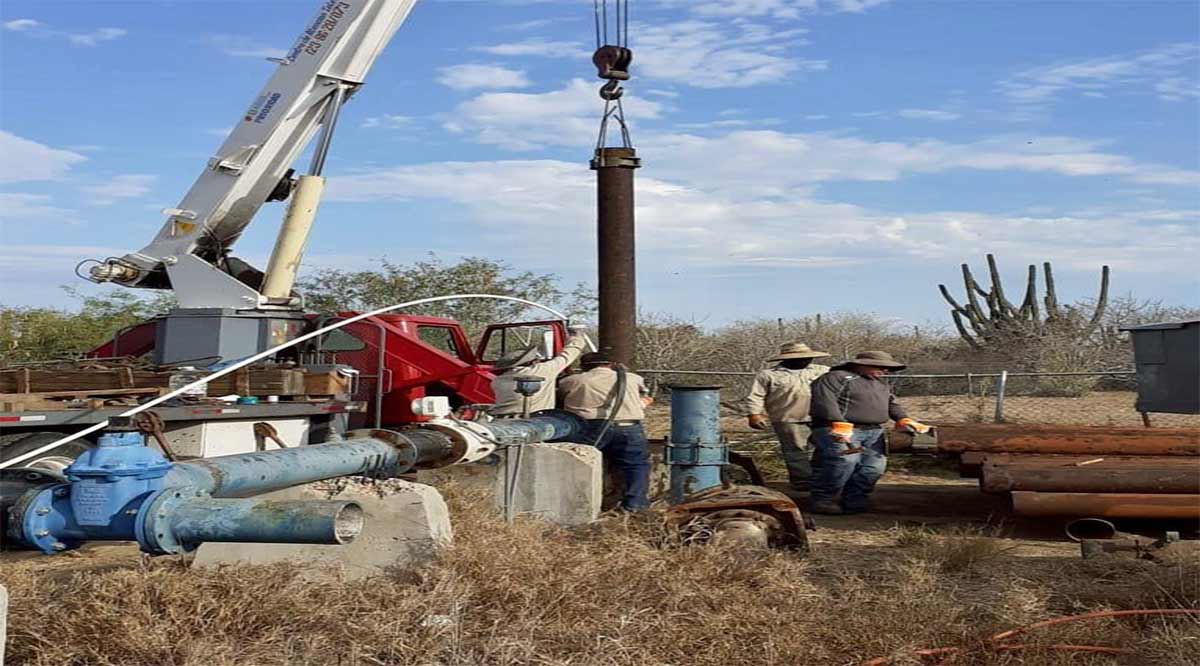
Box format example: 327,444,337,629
490,333,589,416
743,342,831,491
558,352,653,511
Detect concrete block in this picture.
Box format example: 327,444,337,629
504,443,602,525
192,481,451,580
418,443,603,525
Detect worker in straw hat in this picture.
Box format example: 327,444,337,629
807,350,933,514
743,342,831,491
490,332,589,417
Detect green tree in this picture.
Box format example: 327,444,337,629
297,255,575,338
1,288,175,362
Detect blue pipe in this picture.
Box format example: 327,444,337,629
9,412,584,554
667,386,727,503
485,410,586,445
138,494,362,555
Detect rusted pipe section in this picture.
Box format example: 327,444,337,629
1011,491,1200,519
592,146,640,367
981,459,1200,494
937,424,1200,456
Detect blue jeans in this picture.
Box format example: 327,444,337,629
587,421,651,511
810,427,887,510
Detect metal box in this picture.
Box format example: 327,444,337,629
1122,320,1200,415
154,308,309,366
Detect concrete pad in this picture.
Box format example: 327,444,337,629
503,443,602,525
419,443,603,525
1,584,6,666
192,481,451,580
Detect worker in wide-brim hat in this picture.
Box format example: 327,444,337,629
490,331,589,416
807,350,933,515
743,342,831,491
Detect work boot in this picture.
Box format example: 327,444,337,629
809,500,842,515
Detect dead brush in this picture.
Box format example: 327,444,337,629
894,523,1016,573
2,483,1198,665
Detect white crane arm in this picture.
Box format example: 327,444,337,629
88,0,417,307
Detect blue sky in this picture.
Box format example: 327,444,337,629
1,0,1197,328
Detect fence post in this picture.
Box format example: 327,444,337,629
994,370,1008,423
966,373,974,397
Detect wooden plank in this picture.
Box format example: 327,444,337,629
0,387,167,412
303,371,351,396
0,366,308,396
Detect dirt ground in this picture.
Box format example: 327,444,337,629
3,404,1198,665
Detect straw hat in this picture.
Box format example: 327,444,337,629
769,341,829,362
845,350,906,370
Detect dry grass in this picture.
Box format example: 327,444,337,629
3,485,1198,666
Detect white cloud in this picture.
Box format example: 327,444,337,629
3,19,42,31
828,0,889,13
898,108,961,121
209,34,287,59
80,174,156,205
325,158,1197,276
0,193,76,221
657,0,889,18
642,130,1200,191
635,20,823,88
68,27,126,46
0,131,87,183
361,114,415,130
1000,42,1200,106
2,19,126,46
437,64,532,91
442,78,661,150
473,38,586,59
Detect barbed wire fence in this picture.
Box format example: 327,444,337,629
639,368,1199,429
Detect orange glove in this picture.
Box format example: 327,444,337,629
896,418,932,435
747,414,770,430
830,421,854,442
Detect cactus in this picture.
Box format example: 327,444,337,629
939,255,1109,350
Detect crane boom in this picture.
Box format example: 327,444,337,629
88,0,418,309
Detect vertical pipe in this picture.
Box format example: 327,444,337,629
994,370,1008,423
667,386,727,503
591,147,640,368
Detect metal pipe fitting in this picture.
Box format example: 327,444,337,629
138,490,362,555
1065,517,1119,542
666,386,727,503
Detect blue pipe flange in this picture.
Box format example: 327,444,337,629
12,482,83,554
136,486,209,555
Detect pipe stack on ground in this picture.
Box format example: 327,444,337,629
936,424,1200,520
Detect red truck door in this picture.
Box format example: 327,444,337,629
475,320,568,368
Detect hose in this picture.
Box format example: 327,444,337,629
0,294,570,469
589,365,627,449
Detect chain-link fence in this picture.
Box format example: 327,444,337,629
640,368,1200,428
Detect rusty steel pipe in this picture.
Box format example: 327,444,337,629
937,424,1200,456
1011,491,1200,519
592,146,640,368
981,459,1200,494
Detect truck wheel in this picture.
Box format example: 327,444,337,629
0,431,92,467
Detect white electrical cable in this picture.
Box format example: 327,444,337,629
0,294,570,469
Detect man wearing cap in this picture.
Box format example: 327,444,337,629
743,342,831,491
808,350,933,514
490,333,589,417
558,352,654,511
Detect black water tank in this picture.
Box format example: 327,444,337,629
1122,320,1200,414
